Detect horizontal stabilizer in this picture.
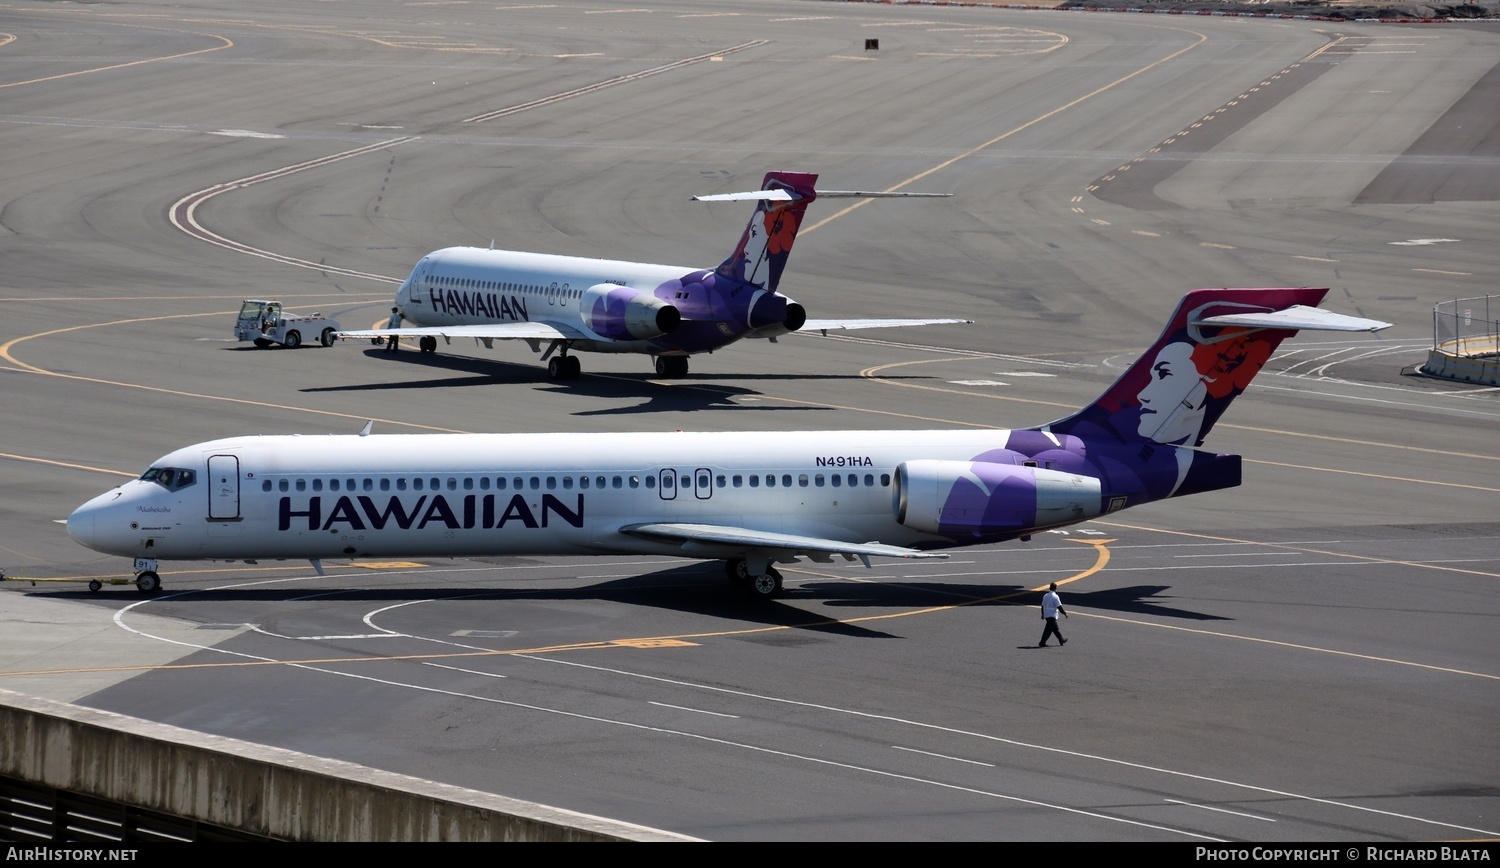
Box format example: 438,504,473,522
801,317,972,335
621,522,948,561
1194,304,1391,333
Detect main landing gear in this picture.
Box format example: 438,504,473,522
725,558,783,599
547,354,582,381
654,355,689,379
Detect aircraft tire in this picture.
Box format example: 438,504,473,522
320,327,336,347
724,558,749,584
565,355,582,379
747,568,782,599
655,356,688,378
283,330,301,349
88,580,102,593
135,571,161,595
547,356,564,379
420,336,437,354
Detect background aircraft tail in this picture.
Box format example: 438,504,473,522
711,171,819,293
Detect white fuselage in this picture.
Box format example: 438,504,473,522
66,430,1017,563
397,248,697,351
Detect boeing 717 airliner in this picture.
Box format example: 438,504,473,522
68,288,1390,597
335,171,968,380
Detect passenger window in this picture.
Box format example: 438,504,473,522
798,474,809,487
262,480,272,492
783,474,793,487
312,479,323,492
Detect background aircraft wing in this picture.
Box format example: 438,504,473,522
620,522,948,564
799,318,972,335
337,322,588,341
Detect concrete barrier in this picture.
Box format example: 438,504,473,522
1420,347,1500,385
0,689,698,842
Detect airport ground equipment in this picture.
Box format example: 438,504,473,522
233,300,340,349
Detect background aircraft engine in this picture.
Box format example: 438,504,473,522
582,285,681,340
894,459,1102,536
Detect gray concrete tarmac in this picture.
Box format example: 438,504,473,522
1,0,1497,842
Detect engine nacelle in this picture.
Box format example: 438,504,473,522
894,459,1102,536
581,284,681,340
744,300,807,339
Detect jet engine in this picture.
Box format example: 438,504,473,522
894,459,1102,536
743,296,807,339
581,285,682,340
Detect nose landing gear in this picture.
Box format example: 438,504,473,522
133,558,162,595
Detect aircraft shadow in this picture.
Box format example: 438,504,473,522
43,570,1226,646
302,348,939,407
808,582,1231,622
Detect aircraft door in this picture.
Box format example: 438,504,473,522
694,467,713,500
658,468,677,501
207,454,241,521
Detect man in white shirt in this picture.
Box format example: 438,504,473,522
1039,582,1068,647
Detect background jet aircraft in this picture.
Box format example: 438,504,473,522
69,288,1390,597
335,171,968,380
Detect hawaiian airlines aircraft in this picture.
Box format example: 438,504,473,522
68,288,1389,597
335,171,968,380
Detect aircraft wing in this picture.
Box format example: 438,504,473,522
619,522,948,565
799,318,972,335
336,322,589,341
1194,305,1392,332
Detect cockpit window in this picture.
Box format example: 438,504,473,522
140,466,197,491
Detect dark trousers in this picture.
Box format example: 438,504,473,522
1040,617,1065,646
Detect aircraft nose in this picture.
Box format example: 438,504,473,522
65,491,128,554
65,501,95,548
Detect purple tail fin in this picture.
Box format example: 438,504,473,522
1049,288,1330,448
714,171,818,293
